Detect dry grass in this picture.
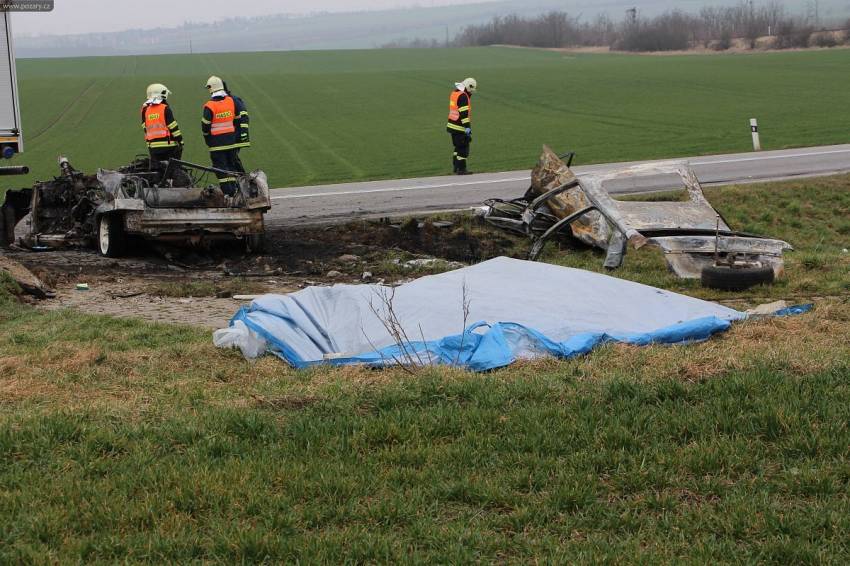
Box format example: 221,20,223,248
3,300,844,415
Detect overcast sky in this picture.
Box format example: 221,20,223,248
13,0,497,36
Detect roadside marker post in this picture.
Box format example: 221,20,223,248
750,118,762,151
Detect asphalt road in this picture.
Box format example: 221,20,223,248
267,144,850,226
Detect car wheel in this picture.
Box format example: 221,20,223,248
701,264,775,292
245,233,265,254
98,214,126,257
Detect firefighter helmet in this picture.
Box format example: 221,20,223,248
462,77,478,93
146,83,170,101
206,76,225,92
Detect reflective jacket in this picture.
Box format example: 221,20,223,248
141,102,182,149
446,89,471,134
202,95,238,151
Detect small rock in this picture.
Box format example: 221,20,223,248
391,258,401,265
362,271,373,281
326,271,343,279
338,254,360,263
405,258,437,268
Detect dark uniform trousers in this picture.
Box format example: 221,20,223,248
210,149,245,196
451,132,471,173
149,145,182,167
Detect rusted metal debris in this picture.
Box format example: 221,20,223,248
1,156,271,256
482,146,793,279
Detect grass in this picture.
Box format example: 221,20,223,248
1,176,850,561
1,302,850,562
6,46,850,196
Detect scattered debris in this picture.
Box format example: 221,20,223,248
404,258,464,270
326,270,343,279
746,300,789,318
75,283,90,291
482,146,793,280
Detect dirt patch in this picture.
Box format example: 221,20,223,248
4,216,526,328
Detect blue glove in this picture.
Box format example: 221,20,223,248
465,127,472,136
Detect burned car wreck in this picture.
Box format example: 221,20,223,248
483,147,793,288
0,157,271,256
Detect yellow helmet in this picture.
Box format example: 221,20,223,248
146,83,170,100
206,76,225,92
462,77,478,93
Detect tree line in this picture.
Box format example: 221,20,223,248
385,2,848,52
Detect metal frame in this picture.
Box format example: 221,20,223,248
483,153,793,279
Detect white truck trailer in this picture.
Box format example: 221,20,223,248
0,10,23,159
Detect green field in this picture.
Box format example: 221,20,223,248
2,175,850,562
7,47,850,191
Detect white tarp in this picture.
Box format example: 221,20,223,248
222,257,745,371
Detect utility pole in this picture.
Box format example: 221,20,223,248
189,39,193,55
807,0,820,27
445,25,449,48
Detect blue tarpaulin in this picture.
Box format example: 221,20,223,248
222,257,752,372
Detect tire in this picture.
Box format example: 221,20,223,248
98,214,126,257
0,208,7,247
1,205,16,246
245,233,265,254
701,264,775,292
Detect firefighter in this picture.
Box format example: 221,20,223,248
141,83,183,166
446,77,477,175
202,76,245,196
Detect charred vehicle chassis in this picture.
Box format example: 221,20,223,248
483,147,793,280
1,157,271,256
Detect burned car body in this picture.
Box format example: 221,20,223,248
1,157,271,256
483,147,793,279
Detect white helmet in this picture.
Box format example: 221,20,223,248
206,76,225,93
146,83,170,101
462,77,478,93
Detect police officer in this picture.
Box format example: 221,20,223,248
202,76,244,196
446,77,477,175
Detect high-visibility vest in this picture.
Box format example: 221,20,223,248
448,90,469,123
205,97,237,136
143,103,170,141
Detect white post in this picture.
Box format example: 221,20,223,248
750,118,762,151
